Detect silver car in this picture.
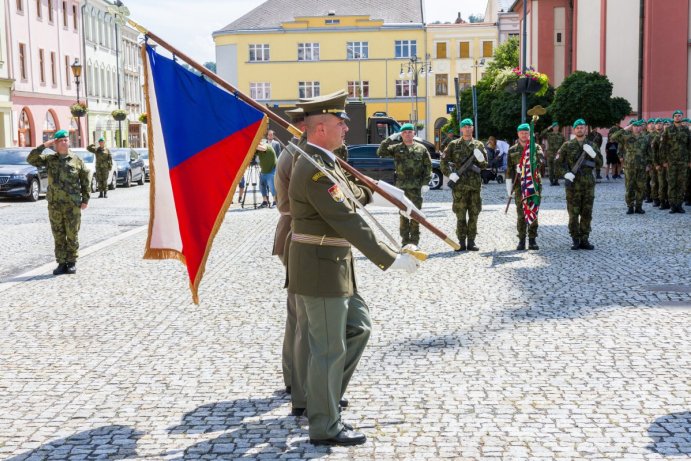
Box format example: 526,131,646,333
72,148,118,192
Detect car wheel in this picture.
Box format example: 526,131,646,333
27,178,40,202
497,175,504,184
137,170,145,185
124,171,132,188
109,172,117,190
91,176,97,193
429,170,443,190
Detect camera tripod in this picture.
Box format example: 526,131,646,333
240,160,261,209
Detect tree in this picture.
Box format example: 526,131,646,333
489,88,556,141
468,14,485,23
482,37,519,82
549,71,632,128
203,61,217,73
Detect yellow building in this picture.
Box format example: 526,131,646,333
213,0,427,139
427,22,498,145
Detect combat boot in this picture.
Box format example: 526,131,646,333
65,262,77,274
634,205,645,214
571,238,580,250
579,239,595,250
466,239,479,251
516,239,526,251
98,191,104,198
455,240,466,252
104,191,108,198
528,238,539,250
52,263,67,275
678,205,686,213
653,199,660,207
626,206,634,215
660,200,671,210
669,205,678,214
644,195,652,203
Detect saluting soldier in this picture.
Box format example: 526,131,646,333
440,118,487,251
28,130,90,275
557,119,603,250
288,91,419,446
377,123,432,246
653,119,671,209
610,120,652,214
87,136,113,198
507,123,545,250
660,110,691,214
540,122,565,186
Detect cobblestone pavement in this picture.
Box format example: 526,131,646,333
1,179,689,460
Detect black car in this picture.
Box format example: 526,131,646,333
346,144,444,190
113,148,146,187
0,147,48,201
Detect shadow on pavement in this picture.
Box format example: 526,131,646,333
647,411,691,457
1,274,54,284
6,425,144,461
167,398,285,435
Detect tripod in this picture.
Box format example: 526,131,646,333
240,160,261,209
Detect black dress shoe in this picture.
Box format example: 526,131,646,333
310,429,366,446
52,263,67,275
339,398,349,408
290,407,305,416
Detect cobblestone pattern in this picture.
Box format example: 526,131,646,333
0,180,689,460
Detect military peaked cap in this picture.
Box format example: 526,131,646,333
286,108,305,123
296,90,349,120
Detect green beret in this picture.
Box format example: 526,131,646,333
646,119,655,124
517,123,530,132
460,118,474,127
683,118,690,123
550,122,558,128
98,136,105,142
673,110,683,116
572,119,586,128
400,123,415,132
54,129,68,139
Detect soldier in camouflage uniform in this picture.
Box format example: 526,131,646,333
557,119,603,250
586,128,604,181
27,130,90,275
660,110,691,213
610,120,652,214
653,119,670,209
643,119,657,202
647,119,662,206
377,123,432,246
440,118,487,251
87,137,112,198
685,119,691,207
507,124,545,250
540,122,565,186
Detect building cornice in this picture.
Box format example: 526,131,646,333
213,23,424,37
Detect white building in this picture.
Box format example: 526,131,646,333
0,0,14,147
121,22,144,147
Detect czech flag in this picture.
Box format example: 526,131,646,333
142,45,267,304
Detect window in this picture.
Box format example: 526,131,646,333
298,43,319,61
17,0,23,13
395,40,416,58
298,81,320,99
556,32,562,43
459,41,470,58
250,82,271,100
62,1,67,27
19,43,27,80
347,81,369,98
346,41,368,60
50,52,56,85
435,74,448,96
482,41,493,57
36,0,41,18
47,0,53,22
249,44,269,62
395,80,416,97
325,19,340,24
72,4,77,29
39,49,46,83
64,55,70,88
458,73,471,90
436,42,447,59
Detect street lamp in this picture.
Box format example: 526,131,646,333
471,58,485,137
70,58,83,146
399,55,432,127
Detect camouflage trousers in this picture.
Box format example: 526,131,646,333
547,152,561,184
686,166,691,204
48,203,82,264
399,187,423,245
514,192,538,239
648,168,659,200
452,188,482,241
624,167,646,207
565,184,595,240
668,162,688,206
96,170,109,193
657,168,668,202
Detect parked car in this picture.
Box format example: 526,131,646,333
133,148,149,181
346,144,445,190
71,148,118,192
0,147,48,201
112,148,146,187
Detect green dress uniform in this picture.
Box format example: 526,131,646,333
557,137,603,247
377,137,432,246
27,144,90,266
440,137,488,248
660,124,691,213
610,128,652,212
507,141,545,242
333,143,349,161
87,144,113,195
288,143,397,440
540,127,565,185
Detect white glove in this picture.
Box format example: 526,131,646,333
389,252,419,274
473,148,484,162
583,144,597,158
564,172,575,182
505,178,513,196
387,132,402,142
370,180,420,219
421,185,430,193
449,172,460,183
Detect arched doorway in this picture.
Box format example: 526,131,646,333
434,117,449,151
43,110,58,142
18,109,33,147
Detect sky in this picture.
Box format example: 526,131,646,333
125,0,490,64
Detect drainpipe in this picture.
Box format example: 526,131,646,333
81,1,89,143
637,0,644,117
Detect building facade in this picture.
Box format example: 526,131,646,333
0,0,14,147
121,22,144,147
7,0,83,147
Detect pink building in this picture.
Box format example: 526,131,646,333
6,0,83,147
510,0,690,119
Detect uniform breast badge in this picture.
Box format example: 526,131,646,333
328,184,345,203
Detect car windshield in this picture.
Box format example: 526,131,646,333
77,152,94,163
112,151,130,162
136,150,148,160
0,150,30,165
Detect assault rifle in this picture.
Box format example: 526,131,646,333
447,149,484,188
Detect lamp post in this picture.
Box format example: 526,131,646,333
471,58,485,138
108,0,129,147
400,55,432,127
70,58,83,147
